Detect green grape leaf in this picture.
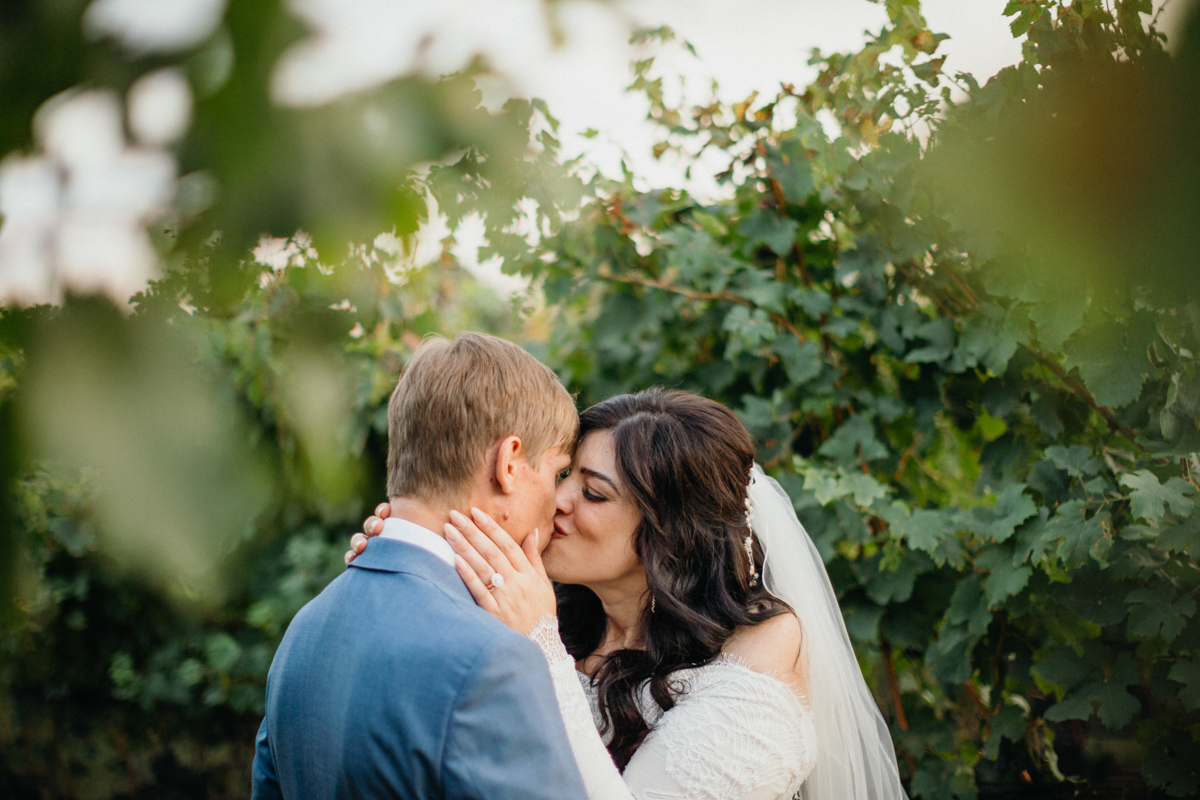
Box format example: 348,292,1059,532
1120,470,1196,521
945,575,994,636
1127,584,1197,643
764,139,815,203
1042,655,1139,730
1094,654,1142,729
1044,690,1095,723
1036,500,1109,567
881,501,955,558
1063,312,1159,409
838,470,890,507
799,465,889,507
723,306,776,357
772,336,823,385
970,484,1037,543
818,414,888,465
1028,288,1086,352
738,209,799,257
205,633,242,675
801,465,842,506
1033,645,1097,692
925,622,980,684
1091,681,1141,729
836,235,889,286
856,551,928,605
1169,658,1200,711
843,603,883,643
1056,510,1111,568
905,318,955,364
789,286,832,318
1158,518,1200,556
1045,445,1102,477
956,303,1018,375
908,756,980,800
735,270,787,314
976,545,1032,607
984,703,1028,760
1143,744,1200,798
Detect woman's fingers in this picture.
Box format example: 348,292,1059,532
375,502,391,519
448,509,516,575
468,508,532,571
445,523,499,583
350,533,368,553
343,549,356,565
363,516,383,536
524,528,549,580
455,555,499,614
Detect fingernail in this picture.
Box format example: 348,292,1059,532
367,518,380,534
449,509,467,524
444,524,461,542
375,502,389,517
471,507,485,521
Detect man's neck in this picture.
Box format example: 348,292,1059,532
388,496,456,538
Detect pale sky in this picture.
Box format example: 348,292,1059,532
281,0,1029,188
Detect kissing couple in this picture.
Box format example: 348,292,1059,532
252,332,908,800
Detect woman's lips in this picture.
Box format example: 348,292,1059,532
552,522,567,538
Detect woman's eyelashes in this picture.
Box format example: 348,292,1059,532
581,485,607,503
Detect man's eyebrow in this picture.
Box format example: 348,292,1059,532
579,467,620,495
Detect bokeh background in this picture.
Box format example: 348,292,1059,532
3,1,1200,797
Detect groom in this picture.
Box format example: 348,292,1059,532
251,333,586,799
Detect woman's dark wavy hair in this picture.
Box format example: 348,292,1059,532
555,388,792,769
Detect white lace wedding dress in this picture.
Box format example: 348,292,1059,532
528,616,818,800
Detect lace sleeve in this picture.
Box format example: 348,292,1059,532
527,615,636,800
620,664,817,800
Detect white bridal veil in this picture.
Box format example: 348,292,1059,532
749,465,909,800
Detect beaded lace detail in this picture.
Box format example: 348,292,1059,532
528,614,573,665
527,625,815,800
578,658,816,800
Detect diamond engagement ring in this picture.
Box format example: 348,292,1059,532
488,573,505,590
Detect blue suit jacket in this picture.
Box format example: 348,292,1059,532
251,537,587,799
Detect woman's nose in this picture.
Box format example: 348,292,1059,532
554,482,572,515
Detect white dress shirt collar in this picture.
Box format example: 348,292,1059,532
379,516,455,567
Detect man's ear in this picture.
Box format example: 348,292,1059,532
493,435,523,495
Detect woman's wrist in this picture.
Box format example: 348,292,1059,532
527,614,573,665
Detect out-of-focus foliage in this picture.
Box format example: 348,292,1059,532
0,3,580,791
1,245,524,795
5,0,1200,798
503,2,1200,797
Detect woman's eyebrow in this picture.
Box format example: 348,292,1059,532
579,466,620,495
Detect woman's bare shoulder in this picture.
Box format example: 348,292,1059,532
723,612,805,680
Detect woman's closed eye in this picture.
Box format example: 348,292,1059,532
582,485,608,503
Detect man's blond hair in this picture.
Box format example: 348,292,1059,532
387,332,577,503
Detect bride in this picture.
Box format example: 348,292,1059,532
350,389,908,800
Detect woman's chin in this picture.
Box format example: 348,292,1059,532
541,540,569,582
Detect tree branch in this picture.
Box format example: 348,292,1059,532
1026,346,1142,445
882,640,910,732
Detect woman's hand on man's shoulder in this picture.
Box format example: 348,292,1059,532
344,502,391,565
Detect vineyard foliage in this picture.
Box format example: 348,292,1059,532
3,0,1200,798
